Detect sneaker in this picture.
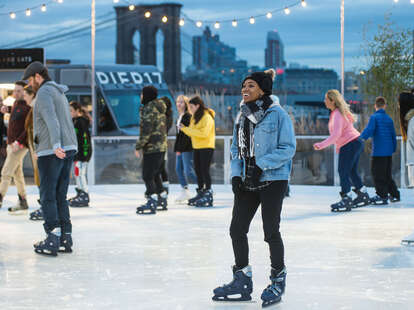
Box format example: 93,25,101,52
175,187,191,204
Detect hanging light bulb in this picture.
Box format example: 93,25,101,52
162,16,168,23
144,11,151,18
249,16,255,24
113,0,119,3
411,0,414,4
266,12,272,19
10,12,16,19
129,4,135,11
232,19,238,27
301,0,307,7
284,7,290,15
214,21,220,29
26,8,31,16
58,0,63,3
179,18,185,26
196,21,202,28
393,0,398,3
41,4,47,12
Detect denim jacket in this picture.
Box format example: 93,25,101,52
230,96,296,181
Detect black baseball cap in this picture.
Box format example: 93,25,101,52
22,61,46,80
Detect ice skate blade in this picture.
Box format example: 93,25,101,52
262,297,282,308
352,202,370,208
34,249,58,257
401,240,414,246
29,216,43,221
331,207,351,212
212,295,253,302
58,247,73,253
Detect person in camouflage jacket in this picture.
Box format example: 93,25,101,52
135,86,168,209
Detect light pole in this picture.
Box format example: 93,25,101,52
340,0,345,96
91,0,96,136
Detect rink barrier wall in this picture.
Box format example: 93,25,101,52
88,136,405,188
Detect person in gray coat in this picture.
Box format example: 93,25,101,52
23,61,78,256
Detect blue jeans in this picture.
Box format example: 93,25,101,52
38,150,75,234
175,151,197,187
338,138,363,194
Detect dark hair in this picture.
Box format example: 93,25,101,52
15,80,27,88
38,67,51,81
141,85,158,105
189,96,214,124
399,92,414,141
24,85,35,96
70,101,88,118
375,96,386,108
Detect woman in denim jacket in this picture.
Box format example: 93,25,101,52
212,69,296,307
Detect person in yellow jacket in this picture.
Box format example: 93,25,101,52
179,96,215,207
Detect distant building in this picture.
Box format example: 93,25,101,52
281,68,339,94
265,31,285,69
187,27,251,85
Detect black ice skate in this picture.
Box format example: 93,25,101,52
69,190,90,208
212,265,253,302
331,192,352,212
136,194,157,215
351,187,371,208
194,189,213,207
261,267,287,308
59,233,73,253
157,191,168,211
34,230,60,256
68,188,81,203
29,208,44,221
188,188,205,206
370,195,388,205
389,193,400,203
8,195,29,215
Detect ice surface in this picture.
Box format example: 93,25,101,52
1,184,414,310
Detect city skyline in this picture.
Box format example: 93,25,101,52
0,0,413,75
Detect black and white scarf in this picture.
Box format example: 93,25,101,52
237,96,273,159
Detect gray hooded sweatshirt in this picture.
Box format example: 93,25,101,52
33,81,77,157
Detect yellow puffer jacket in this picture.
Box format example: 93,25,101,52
181,109,215,149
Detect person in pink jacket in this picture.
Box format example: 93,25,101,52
314,89,370,212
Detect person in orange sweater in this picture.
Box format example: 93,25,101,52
179,96,215,207
314,89,370,212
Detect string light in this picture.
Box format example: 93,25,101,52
113,0,119,3
393,0,398,2
232,19,237,27
128,4,135,11
10,12,16,19
179,18,185,26
249,16,255,24
144,11,151,18
196,21,202,28
214,21,220,29
162,15,168,23
41,4,47,12
411,0,414,4
26,8,31,16
301,0,307,7
284,7,291,15
57,0,63,3
266,12,272,19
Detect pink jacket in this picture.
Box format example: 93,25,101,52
315,109,360,153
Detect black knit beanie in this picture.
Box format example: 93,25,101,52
142,85,158,105
242,70,275,96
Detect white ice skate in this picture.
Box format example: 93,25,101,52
175,187,191,204
401,230,414,246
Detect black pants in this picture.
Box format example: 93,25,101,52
371,156,399,198
193,148,214,190
142,152,165,196
160,158,168,183
230,180,288,271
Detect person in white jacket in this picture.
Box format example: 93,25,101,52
398,90,414,245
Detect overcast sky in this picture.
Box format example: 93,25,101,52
1,0,413,74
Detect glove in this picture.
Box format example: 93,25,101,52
251,165,263,186
231,176,243,195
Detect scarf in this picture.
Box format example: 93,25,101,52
237,96,273,159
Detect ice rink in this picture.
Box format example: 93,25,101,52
0,184,413,310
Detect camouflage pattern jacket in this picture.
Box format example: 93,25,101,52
135,98,167,154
